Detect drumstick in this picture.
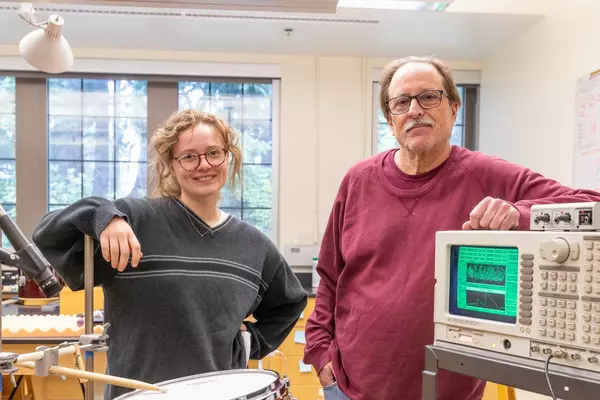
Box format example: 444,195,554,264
16,361,166,393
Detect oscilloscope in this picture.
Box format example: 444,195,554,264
434,202,600,372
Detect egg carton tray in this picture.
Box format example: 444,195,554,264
2,314,105,338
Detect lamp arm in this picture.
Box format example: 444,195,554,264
18,3,48,28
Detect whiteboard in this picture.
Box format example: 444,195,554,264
574,75,600,191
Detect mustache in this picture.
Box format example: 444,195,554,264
403,118,435,132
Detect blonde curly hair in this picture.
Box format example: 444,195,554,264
149,109,242,198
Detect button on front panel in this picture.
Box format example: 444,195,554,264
569,284,578,293
583,335,591,343
520,311,532,318
521,282,533,289
559,272,567,281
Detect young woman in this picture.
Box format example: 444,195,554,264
32,109,307,399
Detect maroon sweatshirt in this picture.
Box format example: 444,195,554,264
304,146,600,400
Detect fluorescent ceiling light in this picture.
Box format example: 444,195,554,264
338,1,451,11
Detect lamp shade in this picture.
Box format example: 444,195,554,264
19,15,73,74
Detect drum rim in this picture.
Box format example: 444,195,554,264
114,369,287,400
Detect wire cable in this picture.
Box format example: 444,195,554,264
545,354,558,400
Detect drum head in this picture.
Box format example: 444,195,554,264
115,369,285,400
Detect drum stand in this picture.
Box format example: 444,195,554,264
83,235,96,400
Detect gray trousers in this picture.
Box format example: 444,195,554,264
323,382,351,400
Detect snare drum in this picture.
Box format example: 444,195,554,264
114,369,292,400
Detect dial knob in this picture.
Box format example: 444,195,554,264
540,238,570,264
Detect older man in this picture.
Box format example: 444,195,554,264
303,56,600,400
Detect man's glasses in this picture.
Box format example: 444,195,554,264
174,148,228,171
387,90,446,115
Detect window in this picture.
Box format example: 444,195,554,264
373,83,477,153
178,81,275,238
47,78,148,211
0,76,16,249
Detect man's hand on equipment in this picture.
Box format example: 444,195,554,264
100,216,143,271
462,196,520,231
318,361,336,387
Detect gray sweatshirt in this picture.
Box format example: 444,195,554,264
31,196,307,399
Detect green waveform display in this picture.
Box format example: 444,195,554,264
466,263,506,286
466,291,505,311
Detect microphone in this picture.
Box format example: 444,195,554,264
0,205,64,298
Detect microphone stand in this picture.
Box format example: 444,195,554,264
84,235,95,400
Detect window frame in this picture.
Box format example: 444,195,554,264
3,70,281,245
46,77,150,210
0,75,16,249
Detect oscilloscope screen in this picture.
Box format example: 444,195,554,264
448,245,519,324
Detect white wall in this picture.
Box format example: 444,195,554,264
0,45,481,250
474,0,600,186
